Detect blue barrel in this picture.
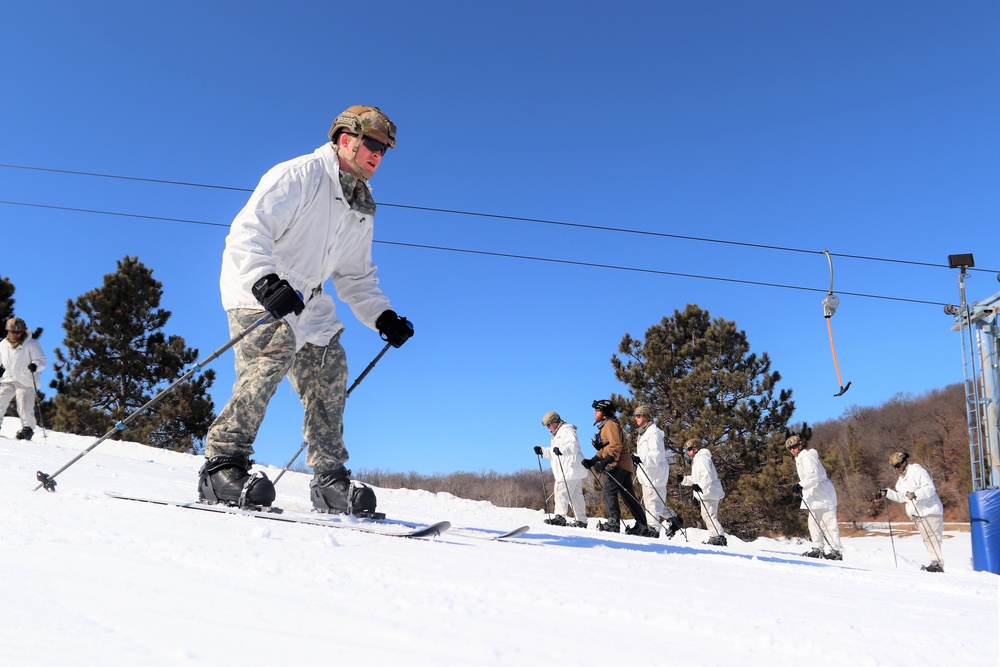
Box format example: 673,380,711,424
970,489,1000,574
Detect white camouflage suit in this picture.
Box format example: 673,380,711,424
540,422,588,522
634,422,675,529
205,142,392,474
886,462,945,568
793,447,843,553
0,330,47,431
680,448,725,538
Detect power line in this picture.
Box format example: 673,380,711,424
0,198,948,307
2,162,995,274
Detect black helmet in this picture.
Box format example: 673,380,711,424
592,399,615,416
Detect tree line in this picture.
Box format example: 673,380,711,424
3,261,974,540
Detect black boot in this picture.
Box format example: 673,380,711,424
311,469,380,517
597,520,620,533
706,535,728,547
824,550,843,561
544,515,568,526
802,547,824,558
921,561,944,573
15,427,34,441
198,455,275,509
664,515,684,538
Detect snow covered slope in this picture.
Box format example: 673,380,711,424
2,418,996,666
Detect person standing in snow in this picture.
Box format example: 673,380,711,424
534,411,588,528
583,399,654,536
786,435,843,560
0,317,47,441
875,452,945,572
630,405,683,537
199,106,413,513
678,438,727,546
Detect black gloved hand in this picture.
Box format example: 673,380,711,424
0,365,5,378
630,453,642,466
581,457,595,470
872,488,888,501
906,491,917,500
376,310,414,348
792,483,803,499
594,455,613,472
533,446,543,456
592,433,602,450
553,447,562,456
27,362,37,373
691,483,702,493
252,273,305,319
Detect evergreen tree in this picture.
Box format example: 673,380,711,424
48,256,215,453
0,276,14,325
611,303,797,539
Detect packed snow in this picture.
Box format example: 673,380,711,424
2,417,996,666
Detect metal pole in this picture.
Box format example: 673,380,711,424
28,361,47,443
635,461,687,540
883,496,898,569
34,314,273,491
536,453,551,519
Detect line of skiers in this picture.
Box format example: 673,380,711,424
0,317,47,442
535,399,946,572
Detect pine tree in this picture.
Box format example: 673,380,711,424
48,256,215,453
0,276,14,325
611,303,797,539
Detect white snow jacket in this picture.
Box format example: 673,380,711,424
635,423,670,488
541,423,588,482
887,463,944,518
681,448,725,501
794,448,837,510
220,143,391,350
0,333,47,388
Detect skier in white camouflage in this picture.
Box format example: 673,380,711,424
199,105,414,514
786,435,843,560
0,317,47,441
534,411,588,528
630,405,683,538
875,451,945,572
678,438,727,546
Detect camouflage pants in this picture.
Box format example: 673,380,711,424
205,309,349,474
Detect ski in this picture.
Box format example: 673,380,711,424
449,524,532,542
105,492,450,539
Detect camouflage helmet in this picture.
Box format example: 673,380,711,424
785,435,803,450
684,438,701,450
5,317,26,333
328,105,397,149
592,399,615,416
889,451,909,467
634,405,653,417
541,411,561,427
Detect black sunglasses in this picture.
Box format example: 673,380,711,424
360,136,389,156
893,462,905,469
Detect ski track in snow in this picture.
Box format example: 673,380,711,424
1,418,997,666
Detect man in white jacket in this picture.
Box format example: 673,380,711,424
0,317,47,441
877,452,945,572
679,438,727,546
631,405,683,537
535,411,588,528
199,106,413,513
786,435,843,560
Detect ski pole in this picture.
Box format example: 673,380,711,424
34,313,273,492
635,461,687,540
693,488,724,541
600,462,672,537
536,452,551,519
28,359,48,444
883,496,898,568
799,494,836,552
272,341,393,486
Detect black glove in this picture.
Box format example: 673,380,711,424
27,362,37,373
872,488,888,501
792,483,803,499
594,455,614,472
906,491,917,500
533,446,543,456
630,453,642,466
691,483,702,493
0,365,4,377
376,310,414,348
675,473,683,484
252,273,304,319
553,447,562,456
592,433,602,450
581,457,595,470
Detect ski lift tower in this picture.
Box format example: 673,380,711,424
945,253,1000,574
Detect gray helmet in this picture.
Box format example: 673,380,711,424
541,411,561,427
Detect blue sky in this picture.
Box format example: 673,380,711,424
2,1,998,476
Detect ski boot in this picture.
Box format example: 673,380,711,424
801,547,824,558
544,514,568,526
310,468,380,518
824,550,843,561
663,515,684,538
706,535,728,547
921,561,944,573
15,427,34,441
569,520,589,528
597,520,620,533
626,523,660,538
198,455,275,510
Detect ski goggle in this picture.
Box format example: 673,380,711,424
360,136,389,156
